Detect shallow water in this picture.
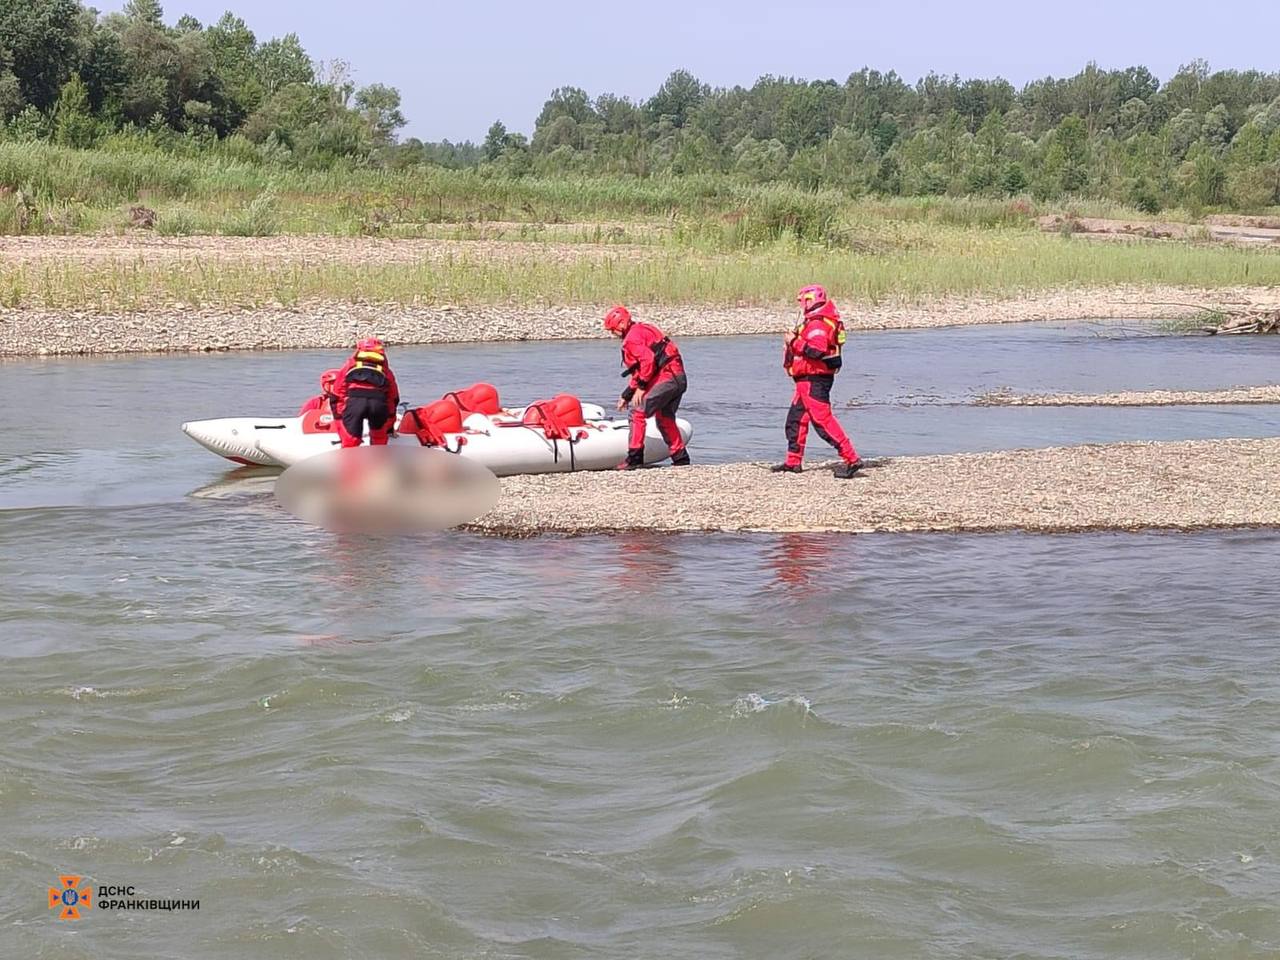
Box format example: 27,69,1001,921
2,320,1277,509
2,322,1279,958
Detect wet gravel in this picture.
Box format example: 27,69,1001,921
469,438,1280,535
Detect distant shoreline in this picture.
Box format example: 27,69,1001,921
978,385,1280,407
4,283,1279,359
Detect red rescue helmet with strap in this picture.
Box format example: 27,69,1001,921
320,368,341,391
603,305,633,334
796,284,829,318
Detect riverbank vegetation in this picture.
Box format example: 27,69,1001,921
7,229,1280,310
3,2,1280,236
3,1,1280,313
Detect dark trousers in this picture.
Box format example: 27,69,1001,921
628,373,688,459
340,392,391,447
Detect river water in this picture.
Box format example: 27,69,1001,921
2,322,1279,958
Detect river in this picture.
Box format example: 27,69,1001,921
2,322,1278,958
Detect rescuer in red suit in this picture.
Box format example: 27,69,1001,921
331,338,401,447
603,306,690,470
297,368,341,416
773,285,863,479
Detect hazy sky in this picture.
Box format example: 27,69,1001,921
97,0,1280,142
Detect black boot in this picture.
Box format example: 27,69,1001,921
670,451,691,466
833,459,864,479
770,463,802,474
615,449,645,471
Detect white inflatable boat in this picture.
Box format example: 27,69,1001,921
255,410,692,476
183,403,692,476
181,401,608,467
181,415,328,466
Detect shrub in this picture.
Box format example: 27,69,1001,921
1001,163,1029,196
1130,180,1163,214
1227,166,1279,211
156,204,200,236
224,188,280,236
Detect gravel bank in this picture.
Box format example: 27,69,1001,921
6,284,1280,358
0,234,654,266
1037,215,1280,245
468,437,1280,535
979,386,1280,406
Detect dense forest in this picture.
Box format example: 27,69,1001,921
4,0,1280,212
0,0,420,167
502,65,1280,212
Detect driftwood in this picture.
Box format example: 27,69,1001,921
1109,299,1278,335
1202,308,1280,335
128,205,157,229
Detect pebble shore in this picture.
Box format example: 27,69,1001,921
468,438,1280,536
5,284,1280,358
979,386,1280,406
0,234,655,266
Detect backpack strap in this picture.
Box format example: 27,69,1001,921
523,402,571,441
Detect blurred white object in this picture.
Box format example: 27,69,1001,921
274,446,499,533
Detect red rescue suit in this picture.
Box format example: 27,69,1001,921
297,393,336,417
620,321,687,462
333,352,400,447
298,392,358,444
782,303,858,467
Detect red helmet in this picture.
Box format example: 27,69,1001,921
603,305,632,334
796,284,829,316
356,337,385,353
320,368,341,391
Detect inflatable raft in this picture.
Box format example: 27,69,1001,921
181,415,322,466
182,384,692,476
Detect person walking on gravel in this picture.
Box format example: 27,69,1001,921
604,306,690,470
772,285,863,479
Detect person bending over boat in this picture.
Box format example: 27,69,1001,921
297,368,342,417
332,338,401,447
772,285,864,479
604,306,691,470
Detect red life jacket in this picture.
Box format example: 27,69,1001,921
403,399,463,446
297,393,336,417
621,322,683,388
345,348,390,391
522,394,585,440
784,304,845,379
442,382,502,415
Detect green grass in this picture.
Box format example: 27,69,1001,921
7,230,1279,311
0,140,1229,246
1161,308,1232,333
2,141,1278,311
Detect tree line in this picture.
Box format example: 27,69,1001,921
4,0,1280,212
479,63,1280,212
0,0,406,167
